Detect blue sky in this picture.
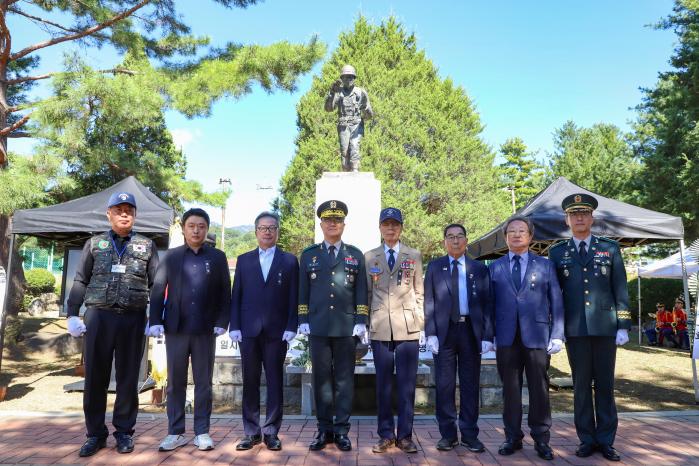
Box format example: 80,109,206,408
12,1,676,225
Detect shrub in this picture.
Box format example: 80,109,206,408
24,269,56,295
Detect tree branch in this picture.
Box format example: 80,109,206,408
6,67,137,85
9,6,81,34
0,112,32,136
8,131,30,138
10,0,151,62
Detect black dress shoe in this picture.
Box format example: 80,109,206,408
334,433,352,451
498,439,523,455
461,437,485,453
534,442,554,460
372,437,394,453
436,437,458,451
114,433,134,454
309,431,333,451
79,437,107,457
396,437,418,453
600,444,621,461
263,434,282,451
575,443,596,457
236,434,262,450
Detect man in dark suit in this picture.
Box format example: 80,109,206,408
489,216,564,460
424,223,493,453
229,211,299,451
148,208,231,452
298,200,368,452
549,193,631,462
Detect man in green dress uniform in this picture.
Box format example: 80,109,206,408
297,200,368,452
549,193,631,462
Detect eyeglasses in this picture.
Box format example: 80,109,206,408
445,234,466,241
256,226,278,233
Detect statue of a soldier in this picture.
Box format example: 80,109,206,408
324,65,373,172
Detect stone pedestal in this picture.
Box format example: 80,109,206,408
315,172,381,253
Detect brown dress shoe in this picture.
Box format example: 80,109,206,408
396,437,418,453
372,437,394,453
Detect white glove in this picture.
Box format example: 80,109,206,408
615,329,629,346
481,340,494,354
213,327,226,336
282,331,296,343
419,331,426,346
67,316,86,338
426,335,439,354
148,325,164,338
298,323,310,335
547,338,563,355
228,330,242,342
352,323,369,344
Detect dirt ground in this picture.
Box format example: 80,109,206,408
1,316,697,414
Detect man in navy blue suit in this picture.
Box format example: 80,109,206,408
488,216,564,460
229,211,299,451
424,224,494,453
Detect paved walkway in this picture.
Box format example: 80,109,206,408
1,411,699,465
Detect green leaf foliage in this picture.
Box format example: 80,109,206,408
276,17,509,258
23,269,56,296
498,137,546,210
632,0,699,238
548,121,640,202
0,153,64,215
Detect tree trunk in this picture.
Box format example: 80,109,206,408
0,215,24,315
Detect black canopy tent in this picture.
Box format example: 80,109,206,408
468,176,697,400
0,176,174,374
468,177,685,260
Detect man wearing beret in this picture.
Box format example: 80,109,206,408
298,200,369,452
66,192,159,457
148,208,231,452
364,207,424,454
549,193,631,462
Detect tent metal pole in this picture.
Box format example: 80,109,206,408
679,239,699,402
0,233,16,375
637,266,642,345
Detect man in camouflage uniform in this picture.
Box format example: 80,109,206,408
298,200,368,452
324,64,373,172
66,191,159,457
549,193,630,462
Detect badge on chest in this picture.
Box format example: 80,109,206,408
111,264,126,274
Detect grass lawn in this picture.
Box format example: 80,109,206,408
1,316,697,413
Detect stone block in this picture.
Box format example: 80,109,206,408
480,387,503,407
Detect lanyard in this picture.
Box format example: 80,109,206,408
111,236,129,261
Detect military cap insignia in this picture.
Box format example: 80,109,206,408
330,200,337,208
574,195,581,203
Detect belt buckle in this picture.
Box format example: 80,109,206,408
458,316,467,322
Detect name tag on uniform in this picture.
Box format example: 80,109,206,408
111,264,127,274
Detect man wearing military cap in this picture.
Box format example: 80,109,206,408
364,207,424,454
549,193,630,462
298,199,368,451
66,191,159,457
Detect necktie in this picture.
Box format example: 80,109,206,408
388,249,395,271
328,245,336,260
451,259,460,323
512,255,522,291
579,241,587,259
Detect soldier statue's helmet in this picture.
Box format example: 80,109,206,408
379,207,403,224
107,191,137,209
561,193,598,213
317,199,348,219
340,64,356,77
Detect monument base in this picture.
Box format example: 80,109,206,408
315,172,381,253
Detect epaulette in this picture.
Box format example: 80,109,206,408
549,240,567,251
596,236,619,245
302,243,321,254
342,243,362,253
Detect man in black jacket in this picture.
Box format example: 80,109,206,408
148,208,231,452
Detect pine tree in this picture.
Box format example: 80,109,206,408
276,17,510,259
499,137,546,211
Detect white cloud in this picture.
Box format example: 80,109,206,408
170,128,200,150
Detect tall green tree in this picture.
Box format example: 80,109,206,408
548,121,640,201
1,0,324,167
499,137,546,211
276,17,510,258
633,0,699,238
